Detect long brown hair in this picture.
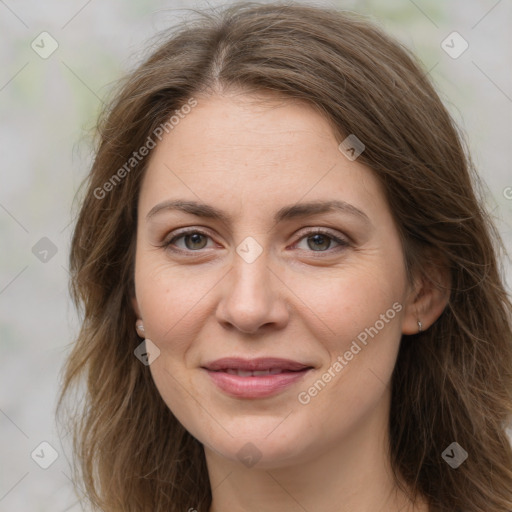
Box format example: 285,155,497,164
57,3,512,511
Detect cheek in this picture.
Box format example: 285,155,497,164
292,259,405,401
134,257,217,351
296,302,403,444
148,361,209,445
291,261,404,341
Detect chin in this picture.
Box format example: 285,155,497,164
200,420,317,470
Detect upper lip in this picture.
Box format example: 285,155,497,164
202,357,313,372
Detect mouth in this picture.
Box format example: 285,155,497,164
201,357,314,398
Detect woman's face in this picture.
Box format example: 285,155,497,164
132,92,415,469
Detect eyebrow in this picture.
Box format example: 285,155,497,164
146,199,371,226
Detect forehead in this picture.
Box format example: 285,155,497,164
138,92,389,225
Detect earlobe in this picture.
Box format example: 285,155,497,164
402,261,451,335
135,320,145,338
131,297,145,338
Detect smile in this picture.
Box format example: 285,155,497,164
201,357,314,398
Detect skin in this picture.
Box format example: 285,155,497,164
131,91,448,512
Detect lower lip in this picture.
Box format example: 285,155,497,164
204,369,312,398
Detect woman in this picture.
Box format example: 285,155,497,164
58,3,512,511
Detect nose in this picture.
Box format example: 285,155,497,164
215,253,290,335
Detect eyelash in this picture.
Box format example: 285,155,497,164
161,228,349,256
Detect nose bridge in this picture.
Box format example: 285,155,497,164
216,238,289,333
232,245,272,299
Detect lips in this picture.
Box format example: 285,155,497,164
224,368,286,376
201,357,314,399
202,357,312,372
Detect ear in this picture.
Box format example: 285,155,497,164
402,253,451,335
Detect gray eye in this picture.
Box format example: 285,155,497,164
306,233,332,251
180,233,209,250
